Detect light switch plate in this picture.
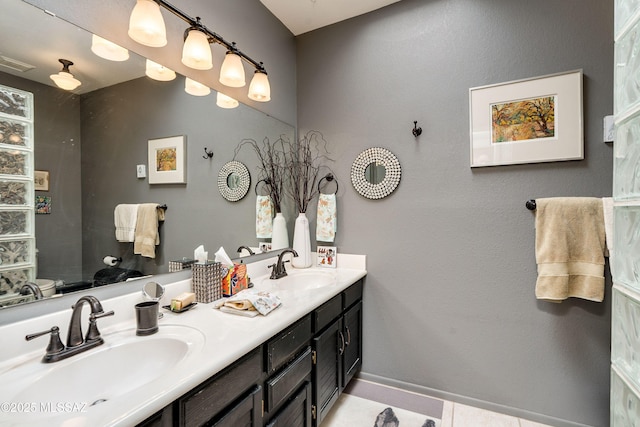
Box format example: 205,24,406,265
136,164,146,178
604,115,614,143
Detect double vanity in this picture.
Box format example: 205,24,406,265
0,253,366,427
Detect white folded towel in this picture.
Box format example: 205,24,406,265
114,204,139,242
316,193,337,242
602,197,614,258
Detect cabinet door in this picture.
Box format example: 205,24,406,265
212,385,262,427
312,318,342,426
266,382,312,427
342,301,362,388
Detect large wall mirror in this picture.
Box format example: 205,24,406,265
0,0,294,309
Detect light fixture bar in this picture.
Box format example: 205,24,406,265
153,0,267,73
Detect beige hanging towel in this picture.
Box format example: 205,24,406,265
534,197,606,302
134,203,165,258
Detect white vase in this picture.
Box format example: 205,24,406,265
271,212,289,250
292,212,312,268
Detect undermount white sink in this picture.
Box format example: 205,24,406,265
1,324,205,418
260,269,337,292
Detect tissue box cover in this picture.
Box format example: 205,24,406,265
222,263,248,297
192,261,223,303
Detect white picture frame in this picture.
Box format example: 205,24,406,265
148,136,186,184
469,70,583,167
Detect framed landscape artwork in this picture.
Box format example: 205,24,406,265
469,70,583,167
148,136,187,184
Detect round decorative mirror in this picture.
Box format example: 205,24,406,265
351,147,401,199
218,161,250,202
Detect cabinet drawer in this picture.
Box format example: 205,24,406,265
343,279,363,309
265,346,312,412
267,315,312,374
313,294,341,333
179,347,262,427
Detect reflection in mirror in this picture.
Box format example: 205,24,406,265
218,161,251,202
0,0,294,310
142,281,165,301
365,162,386,185
227,173,240,189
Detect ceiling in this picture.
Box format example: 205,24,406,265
260,0,403,35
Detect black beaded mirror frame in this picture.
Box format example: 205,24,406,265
218,161,251,202
350,147,401,199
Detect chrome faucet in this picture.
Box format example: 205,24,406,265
25,295,114,363
19,282,44,300
269,248,298,279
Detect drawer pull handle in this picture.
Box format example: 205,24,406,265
344,326,351,346
339,331,345,355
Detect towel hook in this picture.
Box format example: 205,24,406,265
412,121,422,137
203,147,214,159
318,173,339,195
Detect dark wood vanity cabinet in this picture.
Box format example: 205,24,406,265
136,278,364,427
311,280,363,427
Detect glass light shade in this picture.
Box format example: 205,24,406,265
219,52,246,87
185,78,211,96
182,29,212,70
128,0,167,47
216,92,239,109
248,71,271,102
145,59,176,81
50,71,81,91
91,35,129,61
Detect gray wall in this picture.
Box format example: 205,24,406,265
80,76,293,278
296,1,613,426
0,71,83,282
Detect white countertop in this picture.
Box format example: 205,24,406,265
0,254,366,427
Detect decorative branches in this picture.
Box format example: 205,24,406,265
235,130,331,214
284,130,332,213
234,136,287,213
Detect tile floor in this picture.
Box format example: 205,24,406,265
322,379,554,427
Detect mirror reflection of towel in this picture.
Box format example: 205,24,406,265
114,204,139,242
256,195,273,238
316,193,337,242
133,203,165,258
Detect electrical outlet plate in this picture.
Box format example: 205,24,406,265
604,115,614,143
136,164,146,178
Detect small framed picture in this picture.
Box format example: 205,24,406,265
148,135,187,184
35,195,51,214
34,170,49,191
317,246,337,268
259,242,272,253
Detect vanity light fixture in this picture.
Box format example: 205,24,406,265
145,59,176,81
181,19,213,70
128,0,167,47
216,92,239,109
49,59,81,91
91,35,129,62
219,44,245,87
248,69,271,102
128,0,271,102
185,77,210,96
